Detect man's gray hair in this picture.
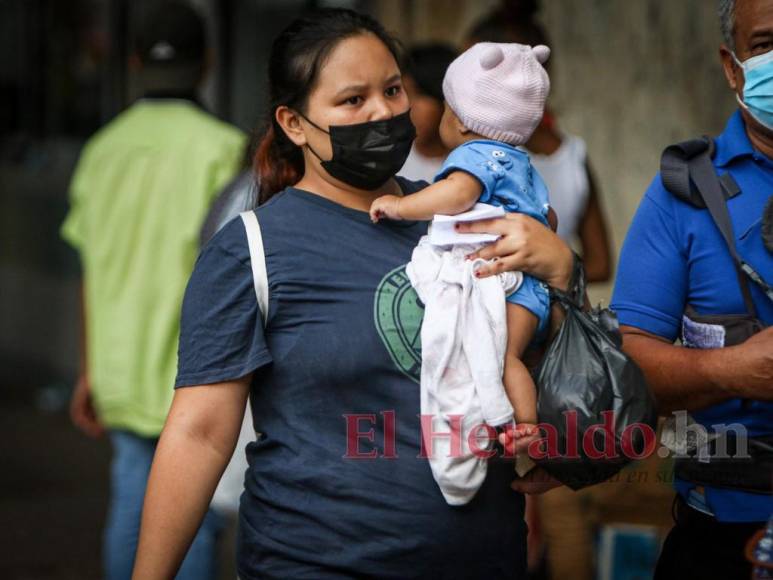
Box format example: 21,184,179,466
718,0,736,50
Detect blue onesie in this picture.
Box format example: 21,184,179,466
435,139,551,334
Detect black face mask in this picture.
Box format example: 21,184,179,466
300,110,416,190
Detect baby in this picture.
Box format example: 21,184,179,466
371,43,553,470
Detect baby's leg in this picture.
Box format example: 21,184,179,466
504,302,539,425
504,303,540,476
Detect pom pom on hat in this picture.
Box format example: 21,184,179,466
479,45,505,70
532,44,551,64
442,42,551,146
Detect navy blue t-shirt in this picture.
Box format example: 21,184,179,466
176,180,527,579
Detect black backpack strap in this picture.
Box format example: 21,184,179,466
661,137,742,208
661,138,713,207
661,137,773,313
691,150,773,306
719,172,742,200
687,149,761,316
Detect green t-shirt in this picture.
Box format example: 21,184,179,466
62,99,246,436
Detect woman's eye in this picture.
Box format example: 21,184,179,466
344,96,362,106
385,85,402,97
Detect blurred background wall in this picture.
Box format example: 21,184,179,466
377,0,737,301
0,0,737,396
0,0,738,578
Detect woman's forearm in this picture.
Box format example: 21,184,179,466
132,380,250,579
133,428,229,578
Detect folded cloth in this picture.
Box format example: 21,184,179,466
407,235,521,505
428,203,505,246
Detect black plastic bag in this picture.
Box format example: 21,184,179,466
532,263,657,490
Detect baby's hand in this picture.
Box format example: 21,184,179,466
369,195,402,223
498,423,541,457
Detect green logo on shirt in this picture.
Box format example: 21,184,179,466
374,265,423,383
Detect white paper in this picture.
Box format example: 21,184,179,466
428,203,506,246
681,315,726,349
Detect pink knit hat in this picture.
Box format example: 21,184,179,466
442,42,551,145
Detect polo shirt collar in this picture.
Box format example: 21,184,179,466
713,109,756,168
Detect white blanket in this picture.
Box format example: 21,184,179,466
407,234,521,505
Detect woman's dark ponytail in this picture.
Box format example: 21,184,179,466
254,8,402,202
254,123,304,205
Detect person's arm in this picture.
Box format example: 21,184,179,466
621,324,773,415
132,377,251,580
69,281,103,438
370,171,481,222
611,179,773,413
577,162,612,283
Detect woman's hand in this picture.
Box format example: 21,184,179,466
456,213,573,290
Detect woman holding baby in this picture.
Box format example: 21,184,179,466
132,8,572,579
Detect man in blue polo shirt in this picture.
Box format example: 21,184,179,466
611,0,773,577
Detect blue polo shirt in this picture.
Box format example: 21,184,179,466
611,110,773,523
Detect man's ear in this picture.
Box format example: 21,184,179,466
276,106,306,147
719,44,740,93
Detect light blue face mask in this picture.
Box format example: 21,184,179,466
734,50,773,130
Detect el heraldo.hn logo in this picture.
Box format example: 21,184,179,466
374,265,424,384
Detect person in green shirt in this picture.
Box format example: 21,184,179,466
61,3,245,578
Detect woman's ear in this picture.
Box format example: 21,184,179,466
276,106,307,147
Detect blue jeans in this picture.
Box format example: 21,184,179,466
104,430,224,580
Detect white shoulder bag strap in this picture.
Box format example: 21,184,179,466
239,210,269,325
213,210,266,514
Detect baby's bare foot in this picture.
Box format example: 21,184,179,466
498,423,541,457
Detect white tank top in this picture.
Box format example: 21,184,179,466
529,134,590,242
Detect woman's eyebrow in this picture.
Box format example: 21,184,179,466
332,74,402,99
384,73,402,85
333,83,368,98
